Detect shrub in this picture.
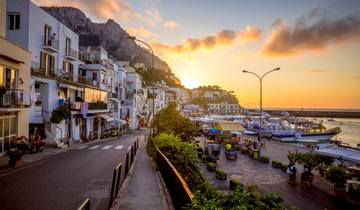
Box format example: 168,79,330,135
50,105,69,124
327,166,350,188
259,156,270,164
281,164,287,172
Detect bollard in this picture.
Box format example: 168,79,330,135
115,163,122,196
109,167,118,209
77,198,90,210
125,151,129,177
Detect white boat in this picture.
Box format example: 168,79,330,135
272,127,341,143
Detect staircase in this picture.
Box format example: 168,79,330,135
44,122,68,148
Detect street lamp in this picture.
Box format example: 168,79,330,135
242,67,280,139
127,36,155,135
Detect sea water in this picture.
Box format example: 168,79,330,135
319,118,360,146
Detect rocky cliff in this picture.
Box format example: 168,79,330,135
42,6,172,73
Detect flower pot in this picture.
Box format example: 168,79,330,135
215,170,227,180
259,156,270,164
230,179,243,190
207,162,216,172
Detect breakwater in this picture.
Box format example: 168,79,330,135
263,109,360,118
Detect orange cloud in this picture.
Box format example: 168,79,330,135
163,20,179,29
152,26,261,54
127,26,156,38
262,15,360,56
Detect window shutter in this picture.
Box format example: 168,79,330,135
51,56,55,75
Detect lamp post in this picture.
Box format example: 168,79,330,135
127,36,155,135
242,67,280,139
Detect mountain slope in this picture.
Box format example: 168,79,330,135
42,6,175,76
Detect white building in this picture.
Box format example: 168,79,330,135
123,63,143,129
6,0,84,144
208,102,240,114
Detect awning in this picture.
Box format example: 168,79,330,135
59,83,83,91
99,114,114,122
217,122,245,131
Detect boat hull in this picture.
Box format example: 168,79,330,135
272,132,338,143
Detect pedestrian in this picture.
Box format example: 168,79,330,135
287,161,297,185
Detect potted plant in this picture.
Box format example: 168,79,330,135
327,165,350,197
215,169,227,180
229,179,243,190
259,156,270,164
271,160,282,168
207,162,216,172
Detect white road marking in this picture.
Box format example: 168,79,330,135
89,145,100,150
115,145,124,150
102,145,112,150
77,146,88,150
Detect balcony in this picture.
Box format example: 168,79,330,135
31,62,56,78
78,76,100,88
42,36,59,53
64,48,78,61
88,102,108,110
0,89,31,108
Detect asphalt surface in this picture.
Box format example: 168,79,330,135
0,132,145,210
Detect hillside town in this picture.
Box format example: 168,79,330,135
0,0,241,155
1,1,359,210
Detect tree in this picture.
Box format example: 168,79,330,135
152,102,199,142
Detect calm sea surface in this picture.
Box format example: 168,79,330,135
318,118,360,146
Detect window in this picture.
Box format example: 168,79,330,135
8,13,20,30
40,52,55,76
65,37,71,55
44,25,52,45
0,65,19,89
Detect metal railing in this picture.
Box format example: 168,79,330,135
42,36,59,50
65,48,78,59
88,102,108,110
78,76,100,88
0,89,31,107
155,144,193,209
108,138,139,209
31,62,56,78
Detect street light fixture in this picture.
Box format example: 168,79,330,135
127,36,155,135
242,67,280,140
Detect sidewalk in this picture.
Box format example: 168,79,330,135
111,139,171,210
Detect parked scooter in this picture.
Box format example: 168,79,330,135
28,132,45,153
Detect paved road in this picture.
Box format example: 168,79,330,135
0,132,144,210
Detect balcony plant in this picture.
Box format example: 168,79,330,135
215,169,227,180
50,105,69,124
207,162,216,172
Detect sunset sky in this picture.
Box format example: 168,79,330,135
33,0,360,109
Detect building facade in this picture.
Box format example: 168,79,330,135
0,0,32,156
208,102,240,114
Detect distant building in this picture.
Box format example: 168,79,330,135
208,102,240,114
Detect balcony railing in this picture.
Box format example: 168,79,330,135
78,76,100,88
65,48,78,60
42,36,59,51
88,102,108,110
0,89,31,107
31,62,56,78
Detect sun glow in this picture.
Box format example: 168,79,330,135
182,76,201,89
